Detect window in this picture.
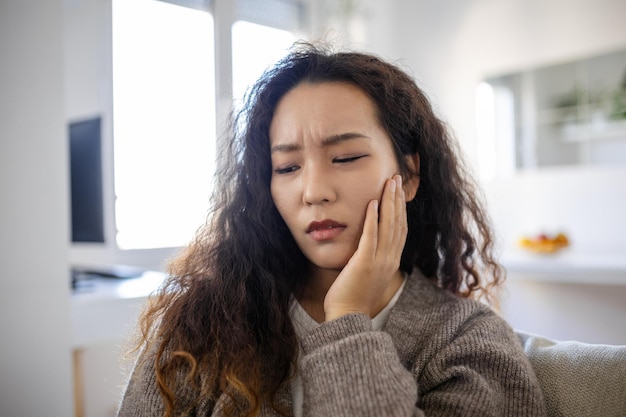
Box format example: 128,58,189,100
231,21,297,104
111,0,304,252
112,0,215,249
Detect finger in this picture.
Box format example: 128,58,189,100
392,175,408,253
355,199,379,258
377,177,397,253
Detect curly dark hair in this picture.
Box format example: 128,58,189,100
137,42,504,417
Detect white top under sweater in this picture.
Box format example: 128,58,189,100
289,277,407,417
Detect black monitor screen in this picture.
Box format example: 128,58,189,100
69,117,105,243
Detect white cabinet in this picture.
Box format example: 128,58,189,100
500,269,626,346
477,48,626,176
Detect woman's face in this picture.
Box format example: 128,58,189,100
269,81,407,273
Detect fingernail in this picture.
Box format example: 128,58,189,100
389,178,396,191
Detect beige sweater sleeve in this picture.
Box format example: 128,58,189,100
299,313,423,416
298,305,546,417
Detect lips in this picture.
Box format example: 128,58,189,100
306,219,346,241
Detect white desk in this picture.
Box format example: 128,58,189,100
71,270,165,348
70,271,166,417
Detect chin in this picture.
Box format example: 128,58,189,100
299,243,357,271
306,254,351,272
313,262,347,271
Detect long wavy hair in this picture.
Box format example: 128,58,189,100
137,42,504,417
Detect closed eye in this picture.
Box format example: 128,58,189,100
333,155,367,164
274,165,300,174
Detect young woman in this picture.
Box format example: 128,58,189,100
117,44,547,417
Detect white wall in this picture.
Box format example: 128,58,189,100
387,0,626,250
383,0,626,343
394,0,626,155
0,1,74,415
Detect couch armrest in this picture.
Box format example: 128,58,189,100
516,330,626,417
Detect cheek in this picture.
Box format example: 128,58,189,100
355,171,391,200
345,174,388,219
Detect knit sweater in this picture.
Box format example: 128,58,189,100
117,271,547,416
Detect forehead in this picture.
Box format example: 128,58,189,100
269,81,384,145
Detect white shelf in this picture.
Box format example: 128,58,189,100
501,249,626,285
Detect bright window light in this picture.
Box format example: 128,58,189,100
232,20,296,104
112,0,216,250
476,81,516,180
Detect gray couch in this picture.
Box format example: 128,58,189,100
516,331,626,416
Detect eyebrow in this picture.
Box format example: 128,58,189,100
270,132,371,154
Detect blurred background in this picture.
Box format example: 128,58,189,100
2,0,626,415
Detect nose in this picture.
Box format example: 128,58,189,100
301,164,336,206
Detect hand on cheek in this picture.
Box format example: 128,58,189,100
323,175,408,321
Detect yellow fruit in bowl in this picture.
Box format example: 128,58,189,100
554,233,569,245
518,232,570,254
